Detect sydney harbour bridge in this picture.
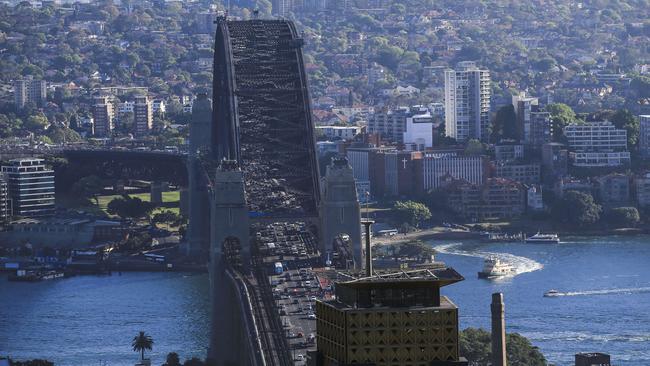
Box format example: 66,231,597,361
39,18,361,366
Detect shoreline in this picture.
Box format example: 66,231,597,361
371,227,650,247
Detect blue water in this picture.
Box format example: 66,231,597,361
1,236,649,365
433,236,650,366
0,272,210,365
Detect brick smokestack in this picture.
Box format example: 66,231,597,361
491,292,507,366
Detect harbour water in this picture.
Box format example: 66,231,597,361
0,272,210,365
433,235,650,366
1,236,649,365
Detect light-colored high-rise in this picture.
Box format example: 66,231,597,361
14,76,47,109
444,62,491,142
134,95,153,137
92,95,115,137
1,158,55,217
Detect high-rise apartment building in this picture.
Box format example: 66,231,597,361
134,95,153,137
0,174,11,222
14,76,47,109
92,95,116,137
639,115,650,158
511,93,552,147
315,267,468,366
444,62,491,142
1,158,55,217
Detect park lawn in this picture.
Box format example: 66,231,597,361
96,191,181,217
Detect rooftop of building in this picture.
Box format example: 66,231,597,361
333,266,464,287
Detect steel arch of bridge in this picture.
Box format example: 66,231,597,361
212,19,320,219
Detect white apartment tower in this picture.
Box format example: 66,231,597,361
92,95,116,137
134,95,153,137
14,76,47,109
444,61,491,142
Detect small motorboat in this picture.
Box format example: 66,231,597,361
544,289,561,297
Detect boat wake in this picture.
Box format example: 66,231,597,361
547,287,650,297
434,243,543,275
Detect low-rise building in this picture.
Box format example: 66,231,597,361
595,173,630,208
542,143,568,184
421,153,484,191
494,163,541,185
527,185,544,212
634,173,650,207
316,126,362,140
445,178,526,220
495,144,524,162
0,218,124,246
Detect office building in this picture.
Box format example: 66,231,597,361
92,95,115,137
421,153,484,191
315,267,468,366
640,115,650,158
403,110,435,150
14,76,47,109
134,95,153,137
1,158,55,217
444,62,491,142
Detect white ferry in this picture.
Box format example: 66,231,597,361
525,232,560,244
478,257,516,279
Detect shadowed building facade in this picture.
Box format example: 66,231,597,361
315,268,468,366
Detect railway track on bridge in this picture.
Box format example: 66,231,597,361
246,251,294,366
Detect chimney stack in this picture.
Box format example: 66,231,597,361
361,220,374,277
491,292,507,366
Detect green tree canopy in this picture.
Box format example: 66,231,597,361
24,113,49,132
460,328,547,366
131,331,153,362
491,104,518,142
464,139,485,156
71,175,103,205
610,109,639,148
107,195,154,220
605,207,640,228
552,190,601,227
393,200,432,228
546,103,577,140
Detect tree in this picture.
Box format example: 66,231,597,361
152,210,181,229
464,139,485,156
132,331,153,361
107,195,154,220
610,109,639,148
164,352,182,366
47,125,82,144
393,200,431,228
71,175,103,205
606,207,640,227
546,103,577,140
24,113,49,132
552,191,601,227
460,328,546,366
491,105,517,142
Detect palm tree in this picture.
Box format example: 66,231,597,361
132,331,154,361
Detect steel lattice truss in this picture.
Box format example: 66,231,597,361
213,20,320,218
